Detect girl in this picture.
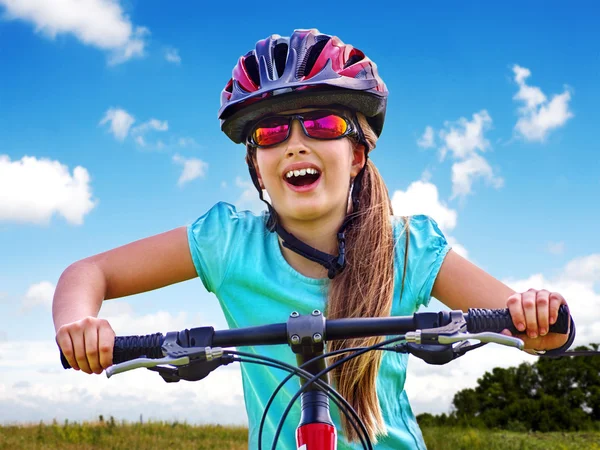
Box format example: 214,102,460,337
53,29,574,449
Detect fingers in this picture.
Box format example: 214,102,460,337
507,289,565,340
534,289,550,337
56,326,79,371
84,323,101,374
549,292,566,326
522,289,542,338
98,321,115,370
506,293,526,333
71,321,92,374
55,317,114,375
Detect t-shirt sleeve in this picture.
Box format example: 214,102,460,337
187,202,241,293
405,215,451,309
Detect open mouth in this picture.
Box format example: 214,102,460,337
284,168,321,187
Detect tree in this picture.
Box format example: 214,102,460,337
417,344,600,431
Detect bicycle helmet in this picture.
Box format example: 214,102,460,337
219,28,388,144
218,29,389,278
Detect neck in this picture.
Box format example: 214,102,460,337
277,209,347,279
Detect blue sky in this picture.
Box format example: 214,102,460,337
1,0,599,425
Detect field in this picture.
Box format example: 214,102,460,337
1,421,599,449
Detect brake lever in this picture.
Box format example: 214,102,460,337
438,332,524,350
406,310,525,350
106,355,191,378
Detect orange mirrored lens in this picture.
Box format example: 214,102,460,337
252,117,290,147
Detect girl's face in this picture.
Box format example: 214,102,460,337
252,108,365,226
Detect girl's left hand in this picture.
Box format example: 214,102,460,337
504,288,570,351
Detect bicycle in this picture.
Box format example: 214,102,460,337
60,305,572,450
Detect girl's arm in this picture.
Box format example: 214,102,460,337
53,226,197,374
431,249,569,351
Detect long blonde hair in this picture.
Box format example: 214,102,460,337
326,113,409,442
246,113,409,443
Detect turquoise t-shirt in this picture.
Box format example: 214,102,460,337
187,202,450,449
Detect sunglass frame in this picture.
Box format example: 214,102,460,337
246,110,358,148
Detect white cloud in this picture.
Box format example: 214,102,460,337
22,281,55,310
450,154,504,199
100,110,170,146
420,169,432,183
0,155,96,225
446,236,468,260
391,180,457,233
512,64,574,142
417,126,435,149
172,154,207,187
547,241,565,255
99,108,135,141
439,110,492,161
561,254,600,287
391,180,468,259
178,137,197,148
132,119,169,135
165,47,181,65
0,0,149,65
0,305,246,425
107,26,148,66
433,110,503,199
234,177,268,214
99,301,207,335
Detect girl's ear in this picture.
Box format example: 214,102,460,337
350,145,367,177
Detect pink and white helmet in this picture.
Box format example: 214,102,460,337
218,29,388,144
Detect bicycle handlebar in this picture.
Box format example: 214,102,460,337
60,305,571,370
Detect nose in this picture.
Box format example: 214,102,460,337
285,119,309,157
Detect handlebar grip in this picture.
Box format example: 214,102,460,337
60,333,165,369
466,304,570,335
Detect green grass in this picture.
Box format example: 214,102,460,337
0,420,247,450
1,421,599,449
421,426,600,450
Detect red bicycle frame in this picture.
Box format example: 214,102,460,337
297,423,337,450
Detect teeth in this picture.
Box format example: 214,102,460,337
285,168,319,178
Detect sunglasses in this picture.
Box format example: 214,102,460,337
247,110,357,148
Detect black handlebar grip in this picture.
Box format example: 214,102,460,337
466,304,570,335
60,333,165,369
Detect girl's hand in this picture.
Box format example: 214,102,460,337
55,317,115,374
504,289,570,351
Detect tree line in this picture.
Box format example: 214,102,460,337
416,344,600,432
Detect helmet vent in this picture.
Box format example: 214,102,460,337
344,50,365,69
274,43,288,78
244,54,261,88
303,37,330,77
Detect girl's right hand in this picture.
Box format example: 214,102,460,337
55,317,115,375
